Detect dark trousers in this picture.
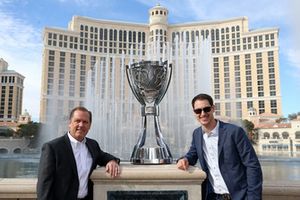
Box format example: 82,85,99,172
207,192,232,200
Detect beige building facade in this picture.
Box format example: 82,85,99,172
256,117,300,156
0,58,24,122
40,4,282,123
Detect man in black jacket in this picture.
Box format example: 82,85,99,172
37,106,120,200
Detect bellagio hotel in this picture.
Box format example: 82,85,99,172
40,4,282,123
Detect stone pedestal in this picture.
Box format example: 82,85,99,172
90,163,206,200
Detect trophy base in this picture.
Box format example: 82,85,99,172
130,147,173,165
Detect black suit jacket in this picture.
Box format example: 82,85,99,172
36,134,120,200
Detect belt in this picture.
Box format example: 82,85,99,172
215,193,231,200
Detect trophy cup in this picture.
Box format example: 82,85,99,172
126,60,173,164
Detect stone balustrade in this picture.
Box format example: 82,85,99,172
0,178,36,200
91,164,206,200
0,175,300,199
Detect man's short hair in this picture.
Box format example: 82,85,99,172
69,106,92,123
191,93,214,108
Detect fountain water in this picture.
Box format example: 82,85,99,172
85,34,212,160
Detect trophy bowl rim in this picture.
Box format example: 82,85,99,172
130,60,168,68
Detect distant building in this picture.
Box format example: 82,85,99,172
0,109,32,132
0,58,25,122
39,5,282,158
255,115,300,156
40,4,282,122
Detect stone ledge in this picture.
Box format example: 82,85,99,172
91,164,205,200
263,180,300,199
0,175,300,199
91,163,206,182
0,178,37,198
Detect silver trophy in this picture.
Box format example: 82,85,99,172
126,60,173,164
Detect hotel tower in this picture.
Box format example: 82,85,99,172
40,5,281,156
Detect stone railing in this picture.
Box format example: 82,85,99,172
0,178,36,200
1,178,300,199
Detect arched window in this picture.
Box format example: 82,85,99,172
114,30,117,41
205,29,209,38
0,148,8,154
273,132,280,139
13,148,21,154
263,132,270,139
186,31,190,42
211,29,215,40
282,132,289,139
191,31,195,42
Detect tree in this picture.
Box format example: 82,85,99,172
17,121,43,148
288,113,298,120
0,127,15,137
242,119,254,133
241,119,257,143
275,117,287,123
17,121,42,138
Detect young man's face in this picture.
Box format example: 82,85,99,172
68,110,91,141
193,99,215,127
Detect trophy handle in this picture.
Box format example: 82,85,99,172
155,61,172,105
126,65,146,105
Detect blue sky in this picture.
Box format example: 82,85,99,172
0,0,299,121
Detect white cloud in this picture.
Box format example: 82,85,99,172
280,1,300,78
0,4,42,121
56,0,107,7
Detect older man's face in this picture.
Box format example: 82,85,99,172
68,110,91,141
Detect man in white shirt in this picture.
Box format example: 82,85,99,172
177,94,262,200
37,106,120,200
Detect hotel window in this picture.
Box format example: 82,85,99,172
213,58,220,99
247,101,253,109
129,31,133,43
214,103,220,116
236,102,242,118
234,55,241,98
258,100,265,114
79,55,86,97
58,52,65,96
225,102,231,117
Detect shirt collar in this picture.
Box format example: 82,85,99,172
203,120,219,137
68,132,86,145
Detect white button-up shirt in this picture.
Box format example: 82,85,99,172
68,133,93,198
202,121,229,194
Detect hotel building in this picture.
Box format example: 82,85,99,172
40,4,281,123
0,58,25,123
39,5,282,157
254,116,300,156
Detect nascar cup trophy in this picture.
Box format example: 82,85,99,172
126,60,173,164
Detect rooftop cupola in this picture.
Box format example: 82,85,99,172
149,4,169,26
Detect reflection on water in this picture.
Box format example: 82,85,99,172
1,154,300,181
0,155,39,178
258,155,300,182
